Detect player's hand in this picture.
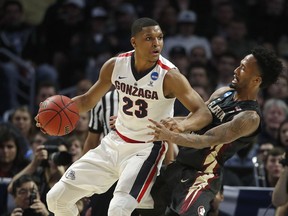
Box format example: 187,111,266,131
34,114,47,134
147,119,173,142
160,117,184,132
109,116,117,129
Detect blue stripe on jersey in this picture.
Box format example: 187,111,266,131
129,141,163,201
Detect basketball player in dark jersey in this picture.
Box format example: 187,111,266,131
147,46,283,216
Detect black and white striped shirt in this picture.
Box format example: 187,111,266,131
89,89,119,136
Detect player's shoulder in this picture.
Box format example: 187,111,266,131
117,51,134,58
158,55,177,71
208,87,233,102
103,57,117,68
106,51,134,65
164,67,184,85
234,110,261,130
110,51,134,67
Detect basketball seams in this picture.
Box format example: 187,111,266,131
56,110,63,136
62,105,74,127
38,95,79,136
59,95,74,133
66,104,79,115
61,97,80,124
45,98,77,127
38,109,59,128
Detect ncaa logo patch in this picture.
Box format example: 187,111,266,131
151,72,159,81
197,206,205,216
223,91,232,97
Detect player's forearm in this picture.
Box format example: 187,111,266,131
168,131,214,149
179,109,212,132
72,95,96,113
167,123,235,149
272,167,288,206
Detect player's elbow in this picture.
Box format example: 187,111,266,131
200,108,213,125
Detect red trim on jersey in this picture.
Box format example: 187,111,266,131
136,142,166,202
157,59,171,70
115,130,145,143
118,52,133,57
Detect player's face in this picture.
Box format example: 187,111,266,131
132,25,164,63
230,54,260,89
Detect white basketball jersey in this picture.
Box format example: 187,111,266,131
111,51,176,142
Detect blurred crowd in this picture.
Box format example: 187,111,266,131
1,0,288,215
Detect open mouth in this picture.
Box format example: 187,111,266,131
232,76,238,83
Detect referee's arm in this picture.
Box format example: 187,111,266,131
82,131,102,155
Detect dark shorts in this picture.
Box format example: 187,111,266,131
143,162,222,216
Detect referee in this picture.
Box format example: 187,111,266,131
83,89,119,154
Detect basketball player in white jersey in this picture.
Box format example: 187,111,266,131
41,17,212,216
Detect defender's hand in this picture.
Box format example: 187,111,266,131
147,119,173,142
160,117,184,133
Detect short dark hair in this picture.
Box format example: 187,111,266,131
252,47,283,88
263,147,285,165
131,17,159,36
11,174,39,196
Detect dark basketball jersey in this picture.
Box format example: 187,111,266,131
176,90,261,173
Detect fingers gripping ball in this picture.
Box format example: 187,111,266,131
38,95,80,136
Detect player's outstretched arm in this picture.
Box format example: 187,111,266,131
164,68,212,132
148,111,260,148
72,58,116,113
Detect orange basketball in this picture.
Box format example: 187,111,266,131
37,95,80,136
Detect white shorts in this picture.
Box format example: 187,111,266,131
61,130,167,208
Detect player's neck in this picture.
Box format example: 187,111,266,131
133,53,157,73
233,91,258,101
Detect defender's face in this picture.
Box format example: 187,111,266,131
230,54,260,89
131,25,164,62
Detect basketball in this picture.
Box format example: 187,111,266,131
37,95,80,136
